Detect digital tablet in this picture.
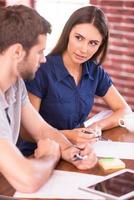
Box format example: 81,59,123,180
79,169,134,200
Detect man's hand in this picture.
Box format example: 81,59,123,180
61,143,97,170
34,138,61,162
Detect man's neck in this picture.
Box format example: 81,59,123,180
0,46,18,93
0,67,17,93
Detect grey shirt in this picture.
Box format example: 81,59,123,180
0,78,30,144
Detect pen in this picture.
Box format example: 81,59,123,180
82,130,93,134
73,154,88,161
82,129,102,138
82,130,111,141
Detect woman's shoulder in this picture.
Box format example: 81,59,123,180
84,60,109,81
85,60,103,72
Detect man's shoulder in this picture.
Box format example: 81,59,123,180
14,78,26,90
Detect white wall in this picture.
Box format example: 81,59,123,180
6,0,31,6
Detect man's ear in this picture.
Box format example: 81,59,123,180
12,43,26,61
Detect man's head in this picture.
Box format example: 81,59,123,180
0,5,51,80
0,4,51,53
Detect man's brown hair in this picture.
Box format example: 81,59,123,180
0,5,51,53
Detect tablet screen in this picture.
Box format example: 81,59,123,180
89,172,134,197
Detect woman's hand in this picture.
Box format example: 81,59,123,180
62,128,99,144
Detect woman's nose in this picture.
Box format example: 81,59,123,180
80,42,88,53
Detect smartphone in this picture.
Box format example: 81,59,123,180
79,169,134,200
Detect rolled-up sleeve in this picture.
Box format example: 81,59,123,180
95,66,113,97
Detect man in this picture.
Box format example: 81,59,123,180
0,5,97,193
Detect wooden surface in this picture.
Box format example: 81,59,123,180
0,127,134,200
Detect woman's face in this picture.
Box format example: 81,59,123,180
66,23,102,64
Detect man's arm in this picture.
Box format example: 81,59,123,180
21,101,73,150
0,139,60,193
21,101,97,170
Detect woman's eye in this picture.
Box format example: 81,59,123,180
75,35,82,41
89,41,98,46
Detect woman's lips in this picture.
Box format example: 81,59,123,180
74,53,87,60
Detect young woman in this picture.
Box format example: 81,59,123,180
20,6,131,154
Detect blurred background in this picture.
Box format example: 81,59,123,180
1,0,134,115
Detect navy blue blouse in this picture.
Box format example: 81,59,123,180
25,55,112,130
